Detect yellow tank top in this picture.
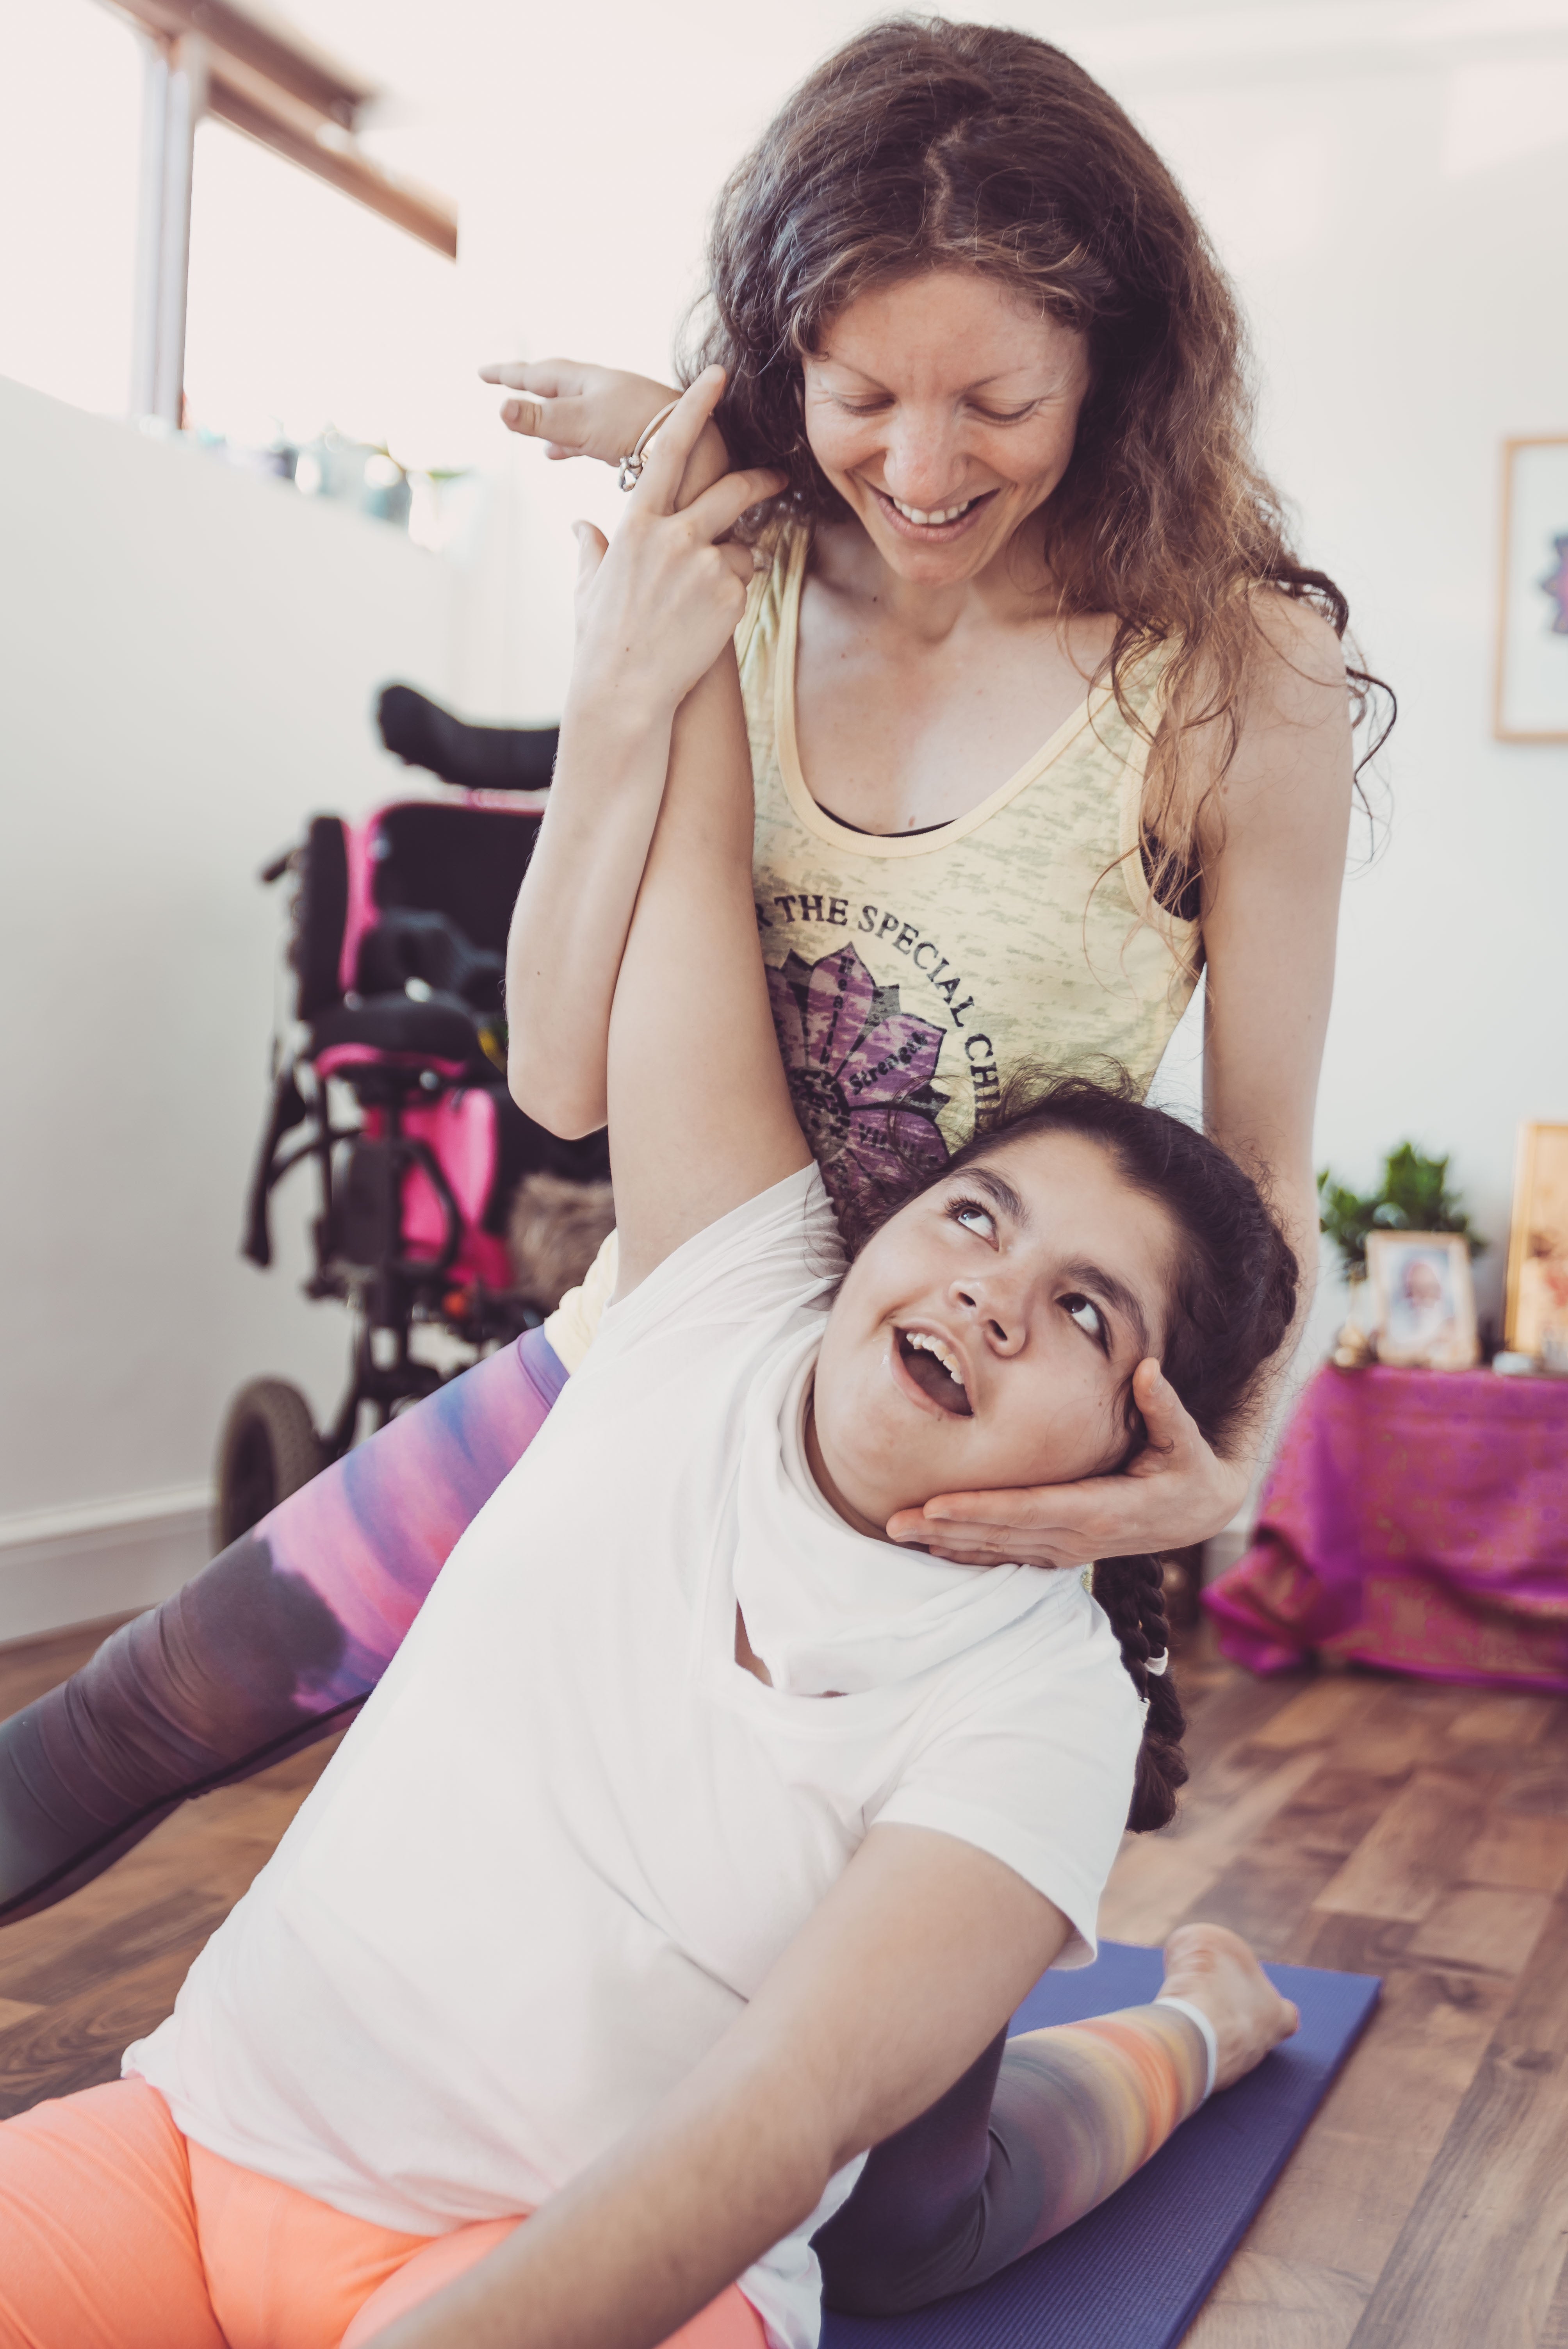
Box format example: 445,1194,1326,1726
546,521,1199,1367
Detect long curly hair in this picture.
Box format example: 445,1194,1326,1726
686,15,1390,915
845,1069,1299,1833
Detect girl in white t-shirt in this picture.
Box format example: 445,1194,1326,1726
0,376,1301,2349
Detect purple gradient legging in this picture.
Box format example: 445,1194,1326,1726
0,1335,1204,2311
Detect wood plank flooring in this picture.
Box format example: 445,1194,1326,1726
2,1614,1566,2343
1101,1632,1568,2348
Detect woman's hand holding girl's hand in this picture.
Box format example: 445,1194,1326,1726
567,367,784,723
887,1359,1252,1571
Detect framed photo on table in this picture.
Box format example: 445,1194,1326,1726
1367,1232,1479,1369
1495,437,1568,741
1506,1122,1568,1367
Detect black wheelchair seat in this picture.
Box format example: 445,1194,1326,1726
310,990,484,1072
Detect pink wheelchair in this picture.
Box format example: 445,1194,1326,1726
220,686,609,1545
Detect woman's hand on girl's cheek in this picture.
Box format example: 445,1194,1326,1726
884,1362,1253,1570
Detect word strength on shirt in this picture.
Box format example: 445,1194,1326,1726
758,895,976,1020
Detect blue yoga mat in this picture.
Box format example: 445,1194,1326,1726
821,1939,1380,2349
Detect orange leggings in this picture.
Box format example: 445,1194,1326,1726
0,2080,767,2349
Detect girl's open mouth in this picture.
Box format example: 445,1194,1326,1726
894,1328,973,1417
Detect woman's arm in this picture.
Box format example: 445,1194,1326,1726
504,374,780,1139
1195,595,1351,1340
365,1827,1070,2349
887,598,1352,1568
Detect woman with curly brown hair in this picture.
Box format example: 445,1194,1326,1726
488,14,1373,1572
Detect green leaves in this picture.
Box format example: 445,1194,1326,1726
1317,1143,1485,1278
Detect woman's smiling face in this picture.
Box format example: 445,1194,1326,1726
800,268,1092,586
809,1131,1177,1540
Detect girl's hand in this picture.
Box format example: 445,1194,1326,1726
886,1360,1252,1569
481,355,734,508
479,355,679,466
567,367,784,722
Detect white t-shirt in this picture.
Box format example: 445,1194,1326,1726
127,1170,1142,2349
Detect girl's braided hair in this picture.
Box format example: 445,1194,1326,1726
842,1069,1298,1832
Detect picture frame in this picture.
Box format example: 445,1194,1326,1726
1495,436,1568,742
1505,1122,1568,1367
1367,1232,1479,1370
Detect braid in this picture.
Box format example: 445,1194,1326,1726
1092,1555,1189,1831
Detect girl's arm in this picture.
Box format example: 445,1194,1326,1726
887,599,1352,1567
504,373,781,1141
365,1825,1070,2349
601,618,812,1293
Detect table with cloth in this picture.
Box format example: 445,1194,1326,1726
1204,1363,1568,1689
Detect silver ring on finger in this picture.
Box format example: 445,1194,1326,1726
617,399,682,492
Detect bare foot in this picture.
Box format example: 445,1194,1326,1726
1160,1922,1300,2094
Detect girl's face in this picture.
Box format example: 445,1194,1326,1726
809,1132,1176,1540
800,268,1092,588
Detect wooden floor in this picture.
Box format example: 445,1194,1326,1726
2,1618,1566,2345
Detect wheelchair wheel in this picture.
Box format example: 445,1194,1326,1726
214,1378,324,1551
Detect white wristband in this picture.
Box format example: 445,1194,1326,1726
1155,1994,1218,2101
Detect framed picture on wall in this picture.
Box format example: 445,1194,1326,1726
1367,1232,1480,1370
1505,1123,1568,1368
1495,437,1568,741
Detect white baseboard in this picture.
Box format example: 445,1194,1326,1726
0,1489,213,1646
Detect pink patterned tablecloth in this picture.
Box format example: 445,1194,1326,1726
1205,1363,1568,1688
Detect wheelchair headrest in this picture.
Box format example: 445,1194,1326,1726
378,683,558,794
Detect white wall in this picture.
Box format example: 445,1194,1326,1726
0,378,453,1632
